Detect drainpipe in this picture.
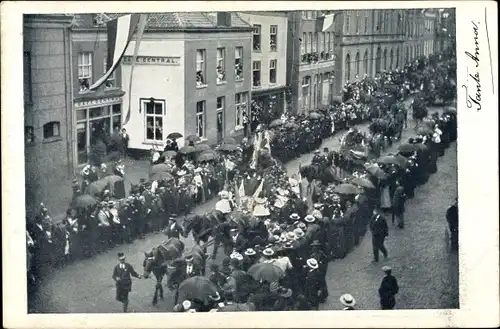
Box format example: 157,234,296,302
65,24,75,178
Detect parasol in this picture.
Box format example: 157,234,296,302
284,122,299,129
177,276,218,302
71,194,97,209
194,143,211,153
162,150,177,158
415,125,433,135
377,155,406,167
309,112,322,120
248,263,285,282
334,183,362,195
398,143,417,153
150,163,170,175
268,119,284,128
85,179,109,196
179,145,196,154
350,177,375,189
365,164,387,179
219,143,239,152
185,135,201,143
166,132,183,140
197,152,216,162
149,171,174,182
222,137,238,145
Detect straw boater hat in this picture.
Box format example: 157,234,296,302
313,203,323,210
285,232,296,241
182,300,192,311
297,222,306,230
279,235,287,243
284,241,294,249
339,294,356,307
244,248,256,256
304,215,316,223
293,228,305,238
314,149,321,154
312,210,323,220
230,252,243,261
306,258,319,269
289,213,300,221
382,265,392,273
262,248,274,257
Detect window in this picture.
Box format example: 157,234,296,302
269,59,277,84
23,52,32,104
216,47,226,84
103,58,115,89
364,13,369,34
355,11,360,34
78,52,93,92
319,33,325,57
252,61,261,87
308,32,312,53
235,92,248,127
363,50,369,76
216,97,225,137
327,32,332,54
144,100,164,141
383,48,388,70
397,13,402,33
375,47,382,73
253,25,261,51
25,126,35,144
389,48,394,70
301,32,307,54
345,13,350,33
235,47,243,81
345,54,351,82
301,76,310,110
196,101,205,138
43,121,60,139
377,11,383,32
270,25,277,51
196,49,206,87
313,33,318,52
355,52,360,77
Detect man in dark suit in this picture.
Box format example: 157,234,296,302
369,208,389,262
224,228,248,256
392,181,406,228
120,128,130,158
163,215,184,239
304,258,322,310
112,252,142,312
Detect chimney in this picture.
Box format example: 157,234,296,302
217,12,231,27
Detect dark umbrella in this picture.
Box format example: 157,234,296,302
398,143,416,153
269,119,284,128
222,137,237,145
185,135,201,143
284,122,299,129
85,179,109,196
391,154,409,168
162,150,177,158
378,155,406,167
350,177,375,189
415,125,433,135
102,175,124,185
334,183,362,195
150,163,170,174
248,263,285,282
219,143,239,152
179,145,196,155
149,171,174,182
194,143,211,153
166,132,183,140
177,276,218,302
309,112,322,120
197,152,215,162
71,194,97,209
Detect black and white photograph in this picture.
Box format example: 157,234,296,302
2,1,498,328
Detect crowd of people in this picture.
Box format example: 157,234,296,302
27,50,458,312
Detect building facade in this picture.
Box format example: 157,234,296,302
287,10,337,114
23,14,74,219
119,12,253,150
238,12,288,119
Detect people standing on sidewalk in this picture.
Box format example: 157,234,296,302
378,266,399,310
112,252,143,312
392,181,406,229
369,208,389,263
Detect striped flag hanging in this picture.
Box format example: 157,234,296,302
88,13,142,91
122,13,148,126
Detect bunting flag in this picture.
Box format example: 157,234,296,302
238,179,246,198
252,179,264,198
88,13,142,92
123,13,148,126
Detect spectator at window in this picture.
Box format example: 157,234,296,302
196,71,205,86
217,66,225,83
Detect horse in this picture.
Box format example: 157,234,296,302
183,210,228,259
142,237,185,305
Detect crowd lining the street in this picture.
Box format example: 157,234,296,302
27,49,458,312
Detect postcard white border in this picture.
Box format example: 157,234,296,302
2,1,498,328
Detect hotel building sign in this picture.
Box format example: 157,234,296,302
122,56,181,66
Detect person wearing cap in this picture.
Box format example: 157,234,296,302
304,258,322,310
340,293,356,310
446,197,458,252
112,252,143,312
242,248,258,271
369,208,389,262
378,266,399,310
163,215,184,239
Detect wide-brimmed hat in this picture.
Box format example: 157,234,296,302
285,232,296,240
279,235,287,243
262,248,274,256
182,300,192,310
313,203,324,209
230,252,243,261
306,258,318,269
312,210,323,220
297,222,306,230
108,200,115,207
177,170,187,176
382,265,392,273
284,241,294,249
310,240,321,247
339,294,356,307
304,215,316,223
244,248,256,256
289,213,300,221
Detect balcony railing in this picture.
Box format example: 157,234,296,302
301,51,335,64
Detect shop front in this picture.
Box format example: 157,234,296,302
74,96,123,166
250,87,286,128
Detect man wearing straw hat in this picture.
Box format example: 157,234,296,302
339,293,356,310
304,258,322,310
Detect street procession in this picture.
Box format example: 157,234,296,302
23,9,459,313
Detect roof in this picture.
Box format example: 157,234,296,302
72,12,251,30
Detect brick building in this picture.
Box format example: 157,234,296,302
23,14,74,219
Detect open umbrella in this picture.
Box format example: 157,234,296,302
398,143,416,153
248,263,285,282
269,119,284,128
85,179,109,196
71,194,97,209
166,132,183,140
197,152,215,162
222,137,237,145
150,163,170,174
391,154,409,168
378,155,405,167
284,122,299,129
102,175,124,185
309,112,322,120
415,125,433,135
194,143,211,153
149,171,174,182
365,164,387,179
350,177,375,189
219,143,239,152
185,135,201,143
177,276,218,302
162,150,177,158
334,183,362,195
179,145,196,155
